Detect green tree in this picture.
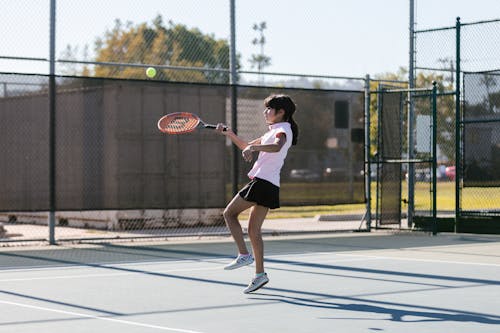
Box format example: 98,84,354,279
93,15,235,83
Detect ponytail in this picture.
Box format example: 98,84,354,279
288,116,299,145
264,94,299,145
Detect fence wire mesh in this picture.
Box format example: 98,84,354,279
0,0,366,90
371,87,437,228
415,18,500,218
459,20,500,217
462,71,500,215
0,2,373,244
0,73,366,244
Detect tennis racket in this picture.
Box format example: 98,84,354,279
157,112,226,134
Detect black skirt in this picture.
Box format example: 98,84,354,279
238,177,280,209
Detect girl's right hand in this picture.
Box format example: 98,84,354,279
215,123,230,135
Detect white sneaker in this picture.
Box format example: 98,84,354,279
224,254,254,270
243,273,269,293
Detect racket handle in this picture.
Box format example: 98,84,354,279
206,124,227,131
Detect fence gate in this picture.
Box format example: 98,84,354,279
373,85,438,230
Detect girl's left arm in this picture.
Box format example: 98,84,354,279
242,133,286,162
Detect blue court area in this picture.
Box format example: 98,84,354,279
0,232,499,333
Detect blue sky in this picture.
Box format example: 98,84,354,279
1,0,499,78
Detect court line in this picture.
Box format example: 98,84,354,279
0,257,223,272
0,299,206,333
0,266,221,283
0,258,380,283
0,254,381,283
2,250,498,286
335,253,500,267
0,250,379,273
0,251,361,274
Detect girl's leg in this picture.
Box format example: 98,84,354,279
247,205,269,274
223,194,255,254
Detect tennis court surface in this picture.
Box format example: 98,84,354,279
0,232,499,333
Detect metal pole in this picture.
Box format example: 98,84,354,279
407,0,416,228
48,0,56,245
229,0,239,196
375,89,383,228
364,74,372,231
455,17,461,233
432,81,438,235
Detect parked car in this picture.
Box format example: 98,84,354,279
405,167,445,182
289,169,321,181
445,166,456,181
405,168,431,182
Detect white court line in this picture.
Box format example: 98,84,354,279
266,251,342,259
0,266,221,283
0,251,352,273
2,250,498,284
0,299,206,333
0,255,383,283
268,257,384,265
335,253,500,267
0,253,334,273
0,257,225,273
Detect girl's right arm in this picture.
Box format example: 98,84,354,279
215,124,261,151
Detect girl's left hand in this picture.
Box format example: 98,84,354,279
242,146,253,162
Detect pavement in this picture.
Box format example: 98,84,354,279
1,216,369,245
0,232,499,333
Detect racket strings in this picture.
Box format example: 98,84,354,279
160,115,199,133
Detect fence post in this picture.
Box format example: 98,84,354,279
454,17,461,233
229,0,239,196
432,81,438,235
48,0,57,245
364,74,371,231
407,0,416,229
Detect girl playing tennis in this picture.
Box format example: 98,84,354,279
216,94,299,293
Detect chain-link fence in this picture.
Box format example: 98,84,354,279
0,0,365,91
3,2,499,243
414,24,457,221
415,18,500,230
0,73,366,244
462,71,500,216
459,20,500,219
0,1,372,244
370,84,439,232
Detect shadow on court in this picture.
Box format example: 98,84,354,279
1,233,499,332
247,292,500,325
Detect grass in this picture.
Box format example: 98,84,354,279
238,181,500,219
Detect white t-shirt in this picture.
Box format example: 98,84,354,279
247,122,293,187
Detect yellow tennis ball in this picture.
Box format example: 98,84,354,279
146,67,157,78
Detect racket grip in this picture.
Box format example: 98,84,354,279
206,124,227,131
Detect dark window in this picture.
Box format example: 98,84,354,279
334,101,349,128
351,128,364,143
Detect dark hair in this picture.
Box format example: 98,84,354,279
264,94,299,145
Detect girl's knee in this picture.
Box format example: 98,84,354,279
247,224,262,239
223,208,237,221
